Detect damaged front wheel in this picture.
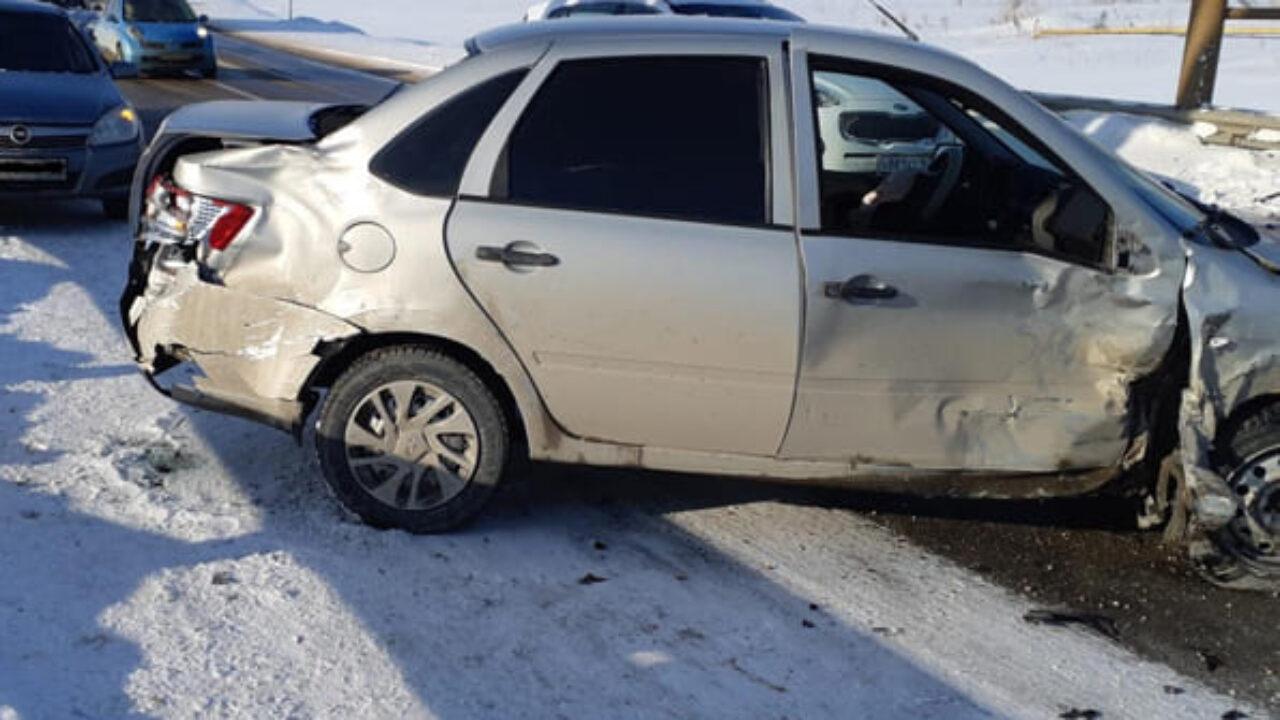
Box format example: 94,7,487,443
316,345,509,533
1195,401,1280,590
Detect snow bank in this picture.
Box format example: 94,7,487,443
1068,110,1280,219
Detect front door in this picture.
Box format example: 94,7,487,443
447,50,801,455
782,57,1182,471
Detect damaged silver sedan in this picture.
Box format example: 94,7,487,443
121,19,1280,589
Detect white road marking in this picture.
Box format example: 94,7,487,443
209,80,262,101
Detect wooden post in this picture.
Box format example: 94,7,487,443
1176,0,1229,109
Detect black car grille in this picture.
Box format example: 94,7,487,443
142,41,166,50
180,41,203,49
0,157,76,190
841,112,941,143
0,134,87,150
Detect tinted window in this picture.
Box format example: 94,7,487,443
502,56,769,225
669,3,803,20
371,69,528,198
124,0,196,22
0,13,98,73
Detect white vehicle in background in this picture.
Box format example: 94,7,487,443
814,73,951,175
525,0,802,22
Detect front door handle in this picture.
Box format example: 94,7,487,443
824,274,899,302
475,243,560,268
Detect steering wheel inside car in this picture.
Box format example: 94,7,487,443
919,143,965,224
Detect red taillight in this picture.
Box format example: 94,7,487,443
207,201,254,251
141,175,255,253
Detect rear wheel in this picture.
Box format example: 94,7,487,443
315,345,509,533
1195,400,1280,589
200,65,217,79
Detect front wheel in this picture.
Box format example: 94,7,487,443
316,346,509,533
1195,401,1280,590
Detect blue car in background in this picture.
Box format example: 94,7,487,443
86,0,216,78
0,0,143,218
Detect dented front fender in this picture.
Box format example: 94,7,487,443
1180,243,1280,529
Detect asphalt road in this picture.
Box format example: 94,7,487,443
114,34,1280,711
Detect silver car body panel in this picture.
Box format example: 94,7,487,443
781,38,1184,472
448,36,798,455
1180,243,1280,528
122,18,1280,527
157,100,338,143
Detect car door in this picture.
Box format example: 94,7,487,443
780,51,1183,472
445,40,802,455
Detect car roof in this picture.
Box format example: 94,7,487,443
473,16,802,54
0,0,67,15
468,16,925,57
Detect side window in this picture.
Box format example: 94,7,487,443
370,69,528,198
499,56,769,226
811,65,1110,267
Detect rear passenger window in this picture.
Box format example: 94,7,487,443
371,69,528,198
498,56,769,226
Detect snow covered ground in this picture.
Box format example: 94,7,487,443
1,110,1276,720
3,2,1279,717
0,201,1266,718
197,0,1280,112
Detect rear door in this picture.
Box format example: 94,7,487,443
446,41,801,455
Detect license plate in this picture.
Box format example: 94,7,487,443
160,53,194,62
0,157,67,182
877,154,931,174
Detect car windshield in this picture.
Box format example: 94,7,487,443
0,13,98,73
670,3,802,20
125,0,197,22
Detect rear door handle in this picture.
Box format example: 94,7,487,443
475,243,560,268
824,274,899,302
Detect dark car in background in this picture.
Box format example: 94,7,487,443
85,0,216,78
0,0,143,218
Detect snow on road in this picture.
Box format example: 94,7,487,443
3,0,1279,714
3,108,1277,717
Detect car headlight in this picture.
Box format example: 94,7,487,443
90,106,140,146
127,25,144,41
197,25,208,39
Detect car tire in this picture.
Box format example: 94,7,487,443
101,197,128,220
315,345,509,533
1197,400,1280,589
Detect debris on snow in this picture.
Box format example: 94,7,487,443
1023,609,1121,641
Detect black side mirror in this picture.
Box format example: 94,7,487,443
109,61,138,79
1046,185,1110,265
198,14,208,23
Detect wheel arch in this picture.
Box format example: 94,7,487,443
303,331,530,457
